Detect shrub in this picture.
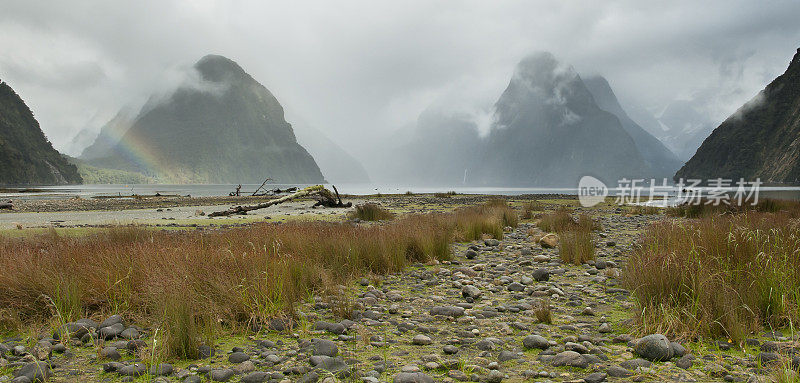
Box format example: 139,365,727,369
348,203,395,221
624,212,800,343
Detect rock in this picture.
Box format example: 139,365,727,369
670,342,686,358
99,323,125,340
120,327,139,340
198,345,215,359
234,360,255,374
583,372,607,383
552,351,587,368
484,239,500,247
443,345,459,355
150,363,173,376
429,306,465,318
476,339,495,351
581,307,595,316
241,371,269,383
309,355,348,374
598,323,612,333
507,282,525,292
522,335,549,350
533,255,550,263
461,285,481,299
118,364,147,377
31,341,51,360
210,369,235,382
676,355,694,369
100,346,121,360
486,370,504,383
298,372,320,383
99,314,124,329
619,358,651,370
228,351,250,363
634,334,673,361
498,351,518,362
393,372,434,383
412,335,432,345
311,339,338,357
606,365,633,377
13,363,50,382
532,268,550,281
539,234,558,248
465,250,478,259
758,352,780,365
184,376,202,383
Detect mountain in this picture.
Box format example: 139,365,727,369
63,128,98,157
653,100,715,160
389,52,656,187
470,53,651,186
86,55,325,184
676,48,800,184
80,107,135,160
583,75,683,178
0,80,82,185
292,123,370,184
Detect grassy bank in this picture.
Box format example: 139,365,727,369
625,211,800,343
0,202,516,359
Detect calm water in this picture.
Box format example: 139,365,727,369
3,183,800,202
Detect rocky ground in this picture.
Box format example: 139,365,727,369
1,198,797,382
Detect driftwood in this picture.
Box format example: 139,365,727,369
208,185,350,217
0,201,12,210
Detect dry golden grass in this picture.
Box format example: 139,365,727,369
558,230,595,265
0,201,517,359
534,299,552,324
625,211,800,343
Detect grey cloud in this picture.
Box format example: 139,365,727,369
0,0,798,156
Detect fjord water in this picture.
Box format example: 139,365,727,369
5,184,800,202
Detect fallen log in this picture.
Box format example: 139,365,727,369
208,185,349,217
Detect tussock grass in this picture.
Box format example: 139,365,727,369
538,207,577,233
625,212,800,343
534,299,552,324
666,198,800,218
348,203,395,221
558,230,596,265
521,201,544,219
0,202,516,359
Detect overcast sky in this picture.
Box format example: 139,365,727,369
1,0,799,155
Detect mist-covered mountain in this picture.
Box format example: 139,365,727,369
85,55,325,184
676,48,800,183
648,100,716,160
0,80,82,185
583,75,683,178
386,52,676,187
79,107,135,160
293,123,370,184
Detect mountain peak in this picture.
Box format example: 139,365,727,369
513,51,579,86
194,54,248,83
